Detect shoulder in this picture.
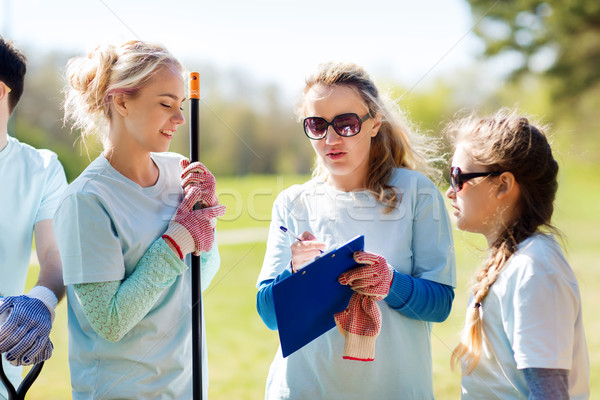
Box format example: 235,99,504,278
388,168,436,189
506,234,572,281
9,136,62,170
274,178,320,204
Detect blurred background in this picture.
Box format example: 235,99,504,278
3,0,599,398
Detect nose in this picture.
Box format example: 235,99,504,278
445,185,456,199
172,109,185,125
324,126,341,145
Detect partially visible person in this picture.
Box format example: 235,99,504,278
256,62,456,399
56,40,225,399
446,109,590,399
0,36,67,399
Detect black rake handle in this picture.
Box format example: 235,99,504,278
0,359,44,400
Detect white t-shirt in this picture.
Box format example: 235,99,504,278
54,153,219,400
0,135,67,398
461,234,590,399
258,168,456,400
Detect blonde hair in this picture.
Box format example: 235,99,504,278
298,62,439,212
446,108,560,373
63,40,183,147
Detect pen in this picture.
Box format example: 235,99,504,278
279,226,324,253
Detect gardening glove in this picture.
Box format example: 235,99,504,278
162,186,226,258
339,251,393,297
180,159,218,207
334,251,393,361
0,286,57,366
334,293,381,362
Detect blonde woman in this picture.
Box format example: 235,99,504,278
446,110,589,399
55,40,225,399
256,62,456,399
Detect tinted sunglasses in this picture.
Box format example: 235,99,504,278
450,166,502,193
303,113,371,140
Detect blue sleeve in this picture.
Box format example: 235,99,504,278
523,368,569,400
256,266,293,330
384,270,454,322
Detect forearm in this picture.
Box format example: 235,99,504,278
36,247,65,303
74,238,187,342
384,270,455,322
256,266,293,330
523,368,569,400
34,220,66,302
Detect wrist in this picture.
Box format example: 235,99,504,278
27,285,57,321
163,221,195,259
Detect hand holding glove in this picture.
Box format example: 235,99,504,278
0,286,57,366
334,251,394,361
162,186,226,259
179,159,218,207
339,251,393,298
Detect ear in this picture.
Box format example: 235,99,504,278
112,92,128,117
495,171,519,200
370,113,383,138
0,82,8,101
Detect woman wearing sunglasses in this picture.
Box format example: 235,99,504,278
256,62,456,399
446,109,589,399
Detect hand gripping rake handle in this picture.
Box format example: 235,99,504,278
189,72,203,400
0,360,44,400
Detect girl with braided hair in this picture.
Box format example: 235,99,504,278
446,109,590,399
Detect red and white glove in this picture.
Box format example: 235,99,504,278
339,251,393,297
334,251,394,361
334,293,382,362
180,159,218,207
162,186,225,259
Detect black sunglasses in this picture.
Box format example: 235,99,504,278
450,166,502,193
303,113,371,140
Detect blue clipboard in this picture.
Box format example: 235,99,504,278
273,235,364,358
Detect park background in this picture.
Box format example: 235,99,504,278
2,0,599,398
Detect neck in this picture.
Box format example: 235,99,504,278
326,169,368,192
0,125,7,152
0,134,6,153
103,145,158,188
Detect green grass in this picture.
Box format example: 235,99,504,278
21,162,599,399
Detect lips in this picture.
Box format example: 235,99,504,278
160,129,174,138
326,150,346,160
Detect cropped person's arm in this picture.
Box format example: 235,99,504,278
523,368,569,400
34,220,65,302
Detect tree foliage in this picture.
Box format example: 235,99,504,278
467,0,600,98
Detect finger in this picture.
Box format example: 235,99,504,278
181,161,210,181
299,231,316,240
198,204,226,219
290,239,325,253
22,338,53,365
180,158,190,170
179,186,203,211
4,329,38,361
182,171,215,190
353,251,380,265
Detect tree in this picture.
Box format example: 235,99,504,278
466,0,600,98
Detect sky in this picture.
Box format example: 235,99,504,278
1,0,483,98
